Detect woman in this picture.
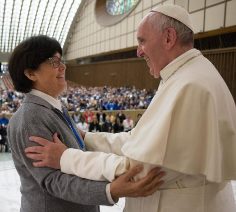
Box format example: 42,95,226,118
7,35,163,212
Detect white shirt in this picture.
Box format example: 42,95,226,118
30,89,62,111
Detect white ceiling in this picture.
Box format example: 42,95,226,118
0,0,81,53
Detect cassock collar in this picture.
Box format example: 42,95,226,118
160,48,201,83
29,89,62,111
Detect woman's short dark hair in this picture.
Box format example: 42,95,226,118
8,35,62,93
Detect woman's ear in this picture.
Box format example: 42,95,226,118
24,69,37,81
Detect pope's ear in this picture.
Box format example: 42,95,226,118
164,27,177,50
24,69,37,81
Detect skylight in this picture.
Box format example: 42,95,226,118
0,0,81,53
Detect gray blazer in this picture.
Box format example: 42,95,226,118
7,94,111,212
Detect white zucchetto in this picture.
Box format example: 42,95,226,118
151,4,194,32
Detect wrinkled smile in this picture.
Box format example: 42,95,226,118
57,75,65,79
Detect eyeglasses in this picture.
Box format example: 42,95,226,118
47,56,65,69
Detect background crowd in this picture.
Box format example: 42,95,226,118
0,84,155,152
0,85,155,114
61,85,155,111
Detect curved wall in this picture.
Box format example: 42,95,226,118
64,0,236,61
66,58,160,89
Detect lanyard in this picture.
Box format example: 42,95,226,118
62,107,86,151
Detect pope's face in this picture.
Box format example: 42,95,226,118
30,52,67,98
137,17,168,78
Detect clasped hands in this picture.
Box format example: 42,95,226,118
25,132,165,199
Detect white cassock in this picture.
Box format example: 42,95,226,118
61,49,236,212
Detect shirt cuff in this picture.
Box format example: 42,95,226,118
106,183,117,204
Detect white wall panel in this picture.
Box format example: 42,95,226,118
143,0,152,9
105,28,109,40
127,16,135,33
205,3,224,31
105,40,109,51
110,26,116,38
134,12,142,30
115,37,120,50
175,0,188,10
115,23,121,37
226,0,236,27
134,32,138,46
101,29,106,42
163,0,175,5
110,38,115,50
121,35,127,48
121,21,127,34
206,0,224,7
191,10,204,33
95,31,99,43
189,0,205,12
135,1,143,13
152,0,162,5
127,32,134,47
101,41,105,52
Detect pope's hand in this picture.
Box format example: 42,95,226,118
25,133,67,169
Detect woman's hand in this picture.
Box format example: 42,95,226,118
110,166,165,201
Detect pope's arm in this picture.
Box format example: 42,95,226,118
84,131,131,155
76,130,202,188
60,148,129,181
26,131,194,189
60,148,191,188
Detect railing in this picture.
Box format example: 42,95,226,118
202,47,236,102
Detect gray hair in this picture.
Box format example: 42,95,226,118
148,12,194,46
